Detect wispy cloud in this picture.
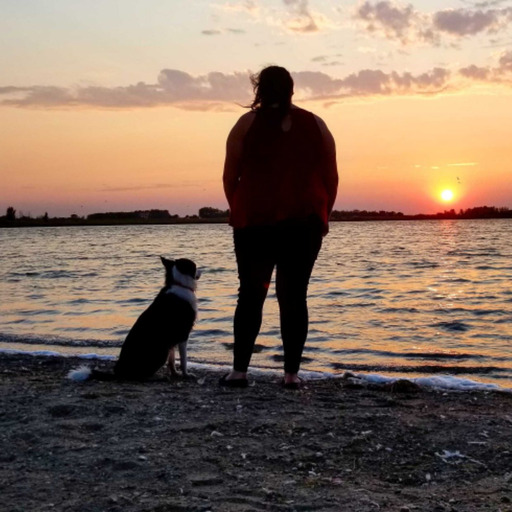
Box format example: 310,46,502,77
311,54,344,67
201,28,245,35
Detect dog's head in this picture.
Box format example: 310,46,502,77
160,256,200,291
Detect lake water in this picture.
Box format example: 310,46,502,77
1,220,511,389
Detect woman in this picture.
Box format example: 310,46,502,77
221,66,338,389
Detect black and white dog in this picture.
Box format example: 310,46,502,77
68,257,200,382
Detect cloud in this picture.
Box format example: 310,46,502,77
433,7,512,36
201,30,222,36
1,54,511,110
458,50,512,82
355,1,434,44
499,49,512,71
464,0,511,9
338,67,450,97
459,64,491,80
216,0,328,34
354,1,512,44
282,0,319,32
0,71,252,109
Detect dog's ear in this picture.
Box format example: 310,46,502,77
160,256,175,271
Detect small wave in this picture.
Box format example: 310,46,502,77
343,302,377,308
323,290,351,297
447,249,502,257
14,270,77,279
0,333,122,349
16,309,59,316
471,308,506,316
408,261,440,269
333,347,485,361
116,298,148,304
378,307,419,314
111,329,129,336
433,321,471,332
67,298,90,305
330,361,510,377
195,328,228,337
402,352,485,361
206,267,229,274
0,348,116,361
433,307,505,317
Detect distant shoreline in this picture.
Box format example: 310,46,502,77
1,205,511,228
0,217,228,228
1,215,511,228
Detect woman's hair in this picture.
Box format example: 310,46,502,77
249,66,294,116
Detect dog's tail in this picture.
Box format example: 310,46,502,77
67,365,117,382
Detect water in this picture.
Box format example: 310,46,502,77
1,220,511,389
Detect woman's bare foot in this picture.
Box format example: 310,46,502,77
219,370,249,388
226,370,247,381
283,373,302,389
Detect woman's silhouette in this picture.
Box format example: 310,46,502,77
222,66,338,388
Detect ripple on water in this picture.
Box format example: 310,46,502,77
433,321,472,332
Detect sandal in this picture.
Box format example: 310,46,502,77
219,373,249,388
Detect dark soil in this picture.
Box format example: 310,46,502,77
1,353,511,511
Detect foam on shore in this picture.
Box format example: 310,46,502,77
1,347,510,393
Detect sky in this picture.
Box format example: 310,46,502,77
1,0,511,217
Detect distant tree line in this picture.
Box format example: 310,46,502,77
1,205,511,227
198,207,229,219
87,209,179,221
330,206,512,221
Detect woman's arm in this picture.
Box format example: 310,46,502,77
223,112,255,209
314,115,339,215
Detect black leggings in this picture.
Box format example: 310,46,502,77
232,217,323,374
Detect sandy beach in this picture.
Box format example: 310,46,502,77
1,352,511,512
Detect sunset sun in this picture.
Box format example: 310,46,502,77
440,189,454,202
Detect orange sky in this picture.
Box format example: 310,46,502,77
2,87,511,217
1,1,511,217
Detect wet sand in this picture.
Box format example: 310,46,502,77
1,352,511,512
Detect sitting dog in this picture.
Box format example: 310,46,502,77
68,256,200,381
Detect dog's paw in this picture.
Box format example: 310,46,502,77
182,372,197,381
